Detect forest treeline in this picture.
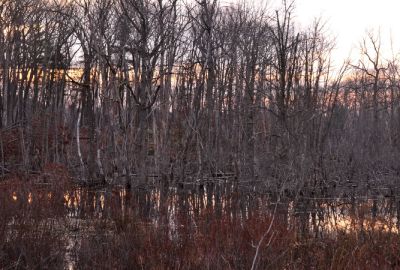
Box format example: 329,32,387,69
0,0,399,193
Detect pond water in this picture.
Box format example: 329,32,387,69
61,186,400,232
5,180,400,269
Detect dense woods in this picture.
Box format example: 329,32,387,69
2,0,400,268
1,0,399,193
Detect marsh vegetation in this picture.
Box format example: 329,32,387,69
1,0,400,268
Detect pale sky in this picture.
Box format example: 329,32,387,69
223,0,400,68
293,0,400,66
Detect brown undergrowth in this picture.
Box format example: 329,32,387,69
1,175,400,269
0,171,68,269
76,204,400,270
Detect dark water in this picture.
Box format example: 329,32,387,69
58,182,400,237
7,181,400,269
10,182,400,235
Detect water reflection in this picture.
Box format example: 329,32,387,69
7,182,400,269
57,185,400,237
12,191,17,201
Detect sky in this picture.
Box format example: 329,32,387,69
293,0,400,66
222,0,400,68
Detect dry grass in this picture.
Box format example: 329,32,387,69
1,176,400,269
0,174,67,269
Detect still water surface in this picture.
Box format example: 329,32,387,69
7,181,400,268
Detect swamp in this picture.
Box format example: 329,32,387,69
2,0,400,268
